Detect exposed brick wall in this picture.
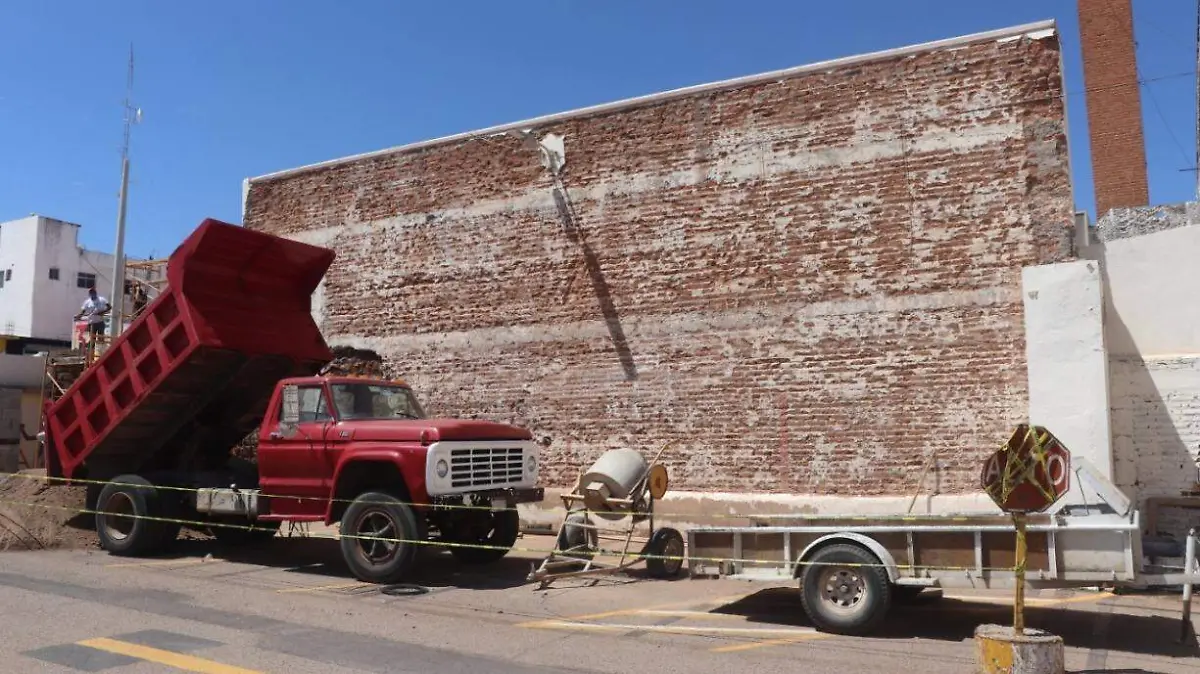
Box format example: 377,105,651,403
244,28,1074,497
1110,356,1200,539
1077,0,1149,216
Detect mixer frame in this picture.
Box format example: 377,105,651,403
527,444,685,587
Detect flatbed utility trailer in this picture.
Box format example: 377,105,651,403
685,458,1200,636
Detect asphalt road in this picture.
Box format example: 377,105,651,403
1,535,1198,674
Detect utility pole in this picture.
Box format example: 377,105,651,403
110,45,140,338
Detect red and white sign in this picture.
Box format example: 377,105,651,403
981,424,1071,514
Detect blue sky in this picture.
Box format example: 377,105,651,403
1,0,1196,258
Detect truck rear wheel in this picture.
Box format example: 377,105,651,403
95,474,166,557
798,543,892,636
448,508,520,565
340,492,421,584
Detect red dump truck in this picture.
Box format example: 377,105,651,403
42,218,544,583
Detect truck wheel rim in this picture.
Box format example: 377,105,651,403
819,567,867,613
102,492,136,541
354,511,399,564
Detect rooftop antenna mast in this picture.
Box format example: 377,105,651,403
110,44,141,338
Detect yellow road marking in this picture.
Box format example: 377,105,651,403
632,610,744,620
105,558,222,569
275,581,369,594
518,594,746,627
78,638,261,674
526,620,822,638
711,633,830,653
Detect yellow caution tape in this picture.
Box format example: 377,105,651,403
5,471,1006,524
0,495,1030,574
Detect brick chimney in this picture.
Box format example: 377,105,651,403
1077,0,1150,216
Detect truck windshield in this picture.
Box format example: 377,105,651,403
330,383,427,421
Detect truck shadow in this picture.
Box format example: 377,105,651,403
156,535,537,590
710,587,1199,660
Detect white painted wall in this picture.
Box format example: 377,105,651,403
0,216,39,337
0,215,131,343
1099,225,1200,358
1021,260,1114,495
1089,224,1200,531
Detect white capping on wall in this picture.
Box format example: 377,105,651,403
1022,260,1114,495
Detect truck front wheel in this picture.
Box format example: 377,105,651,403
95,474,166,557
447,508,520,565
339,492,421,584
798,543,892,636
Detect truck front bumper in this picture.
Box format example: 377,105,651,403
430,487,545,508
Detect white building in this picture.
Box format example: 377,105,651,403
0,214,147,351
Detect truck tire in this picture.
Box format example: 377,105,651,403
798,543,892,636
95,474,166,557
644,527,686,579
340,492,421,584
448,508,520,565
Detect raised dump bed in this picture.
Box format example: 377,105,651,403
44,218,335,482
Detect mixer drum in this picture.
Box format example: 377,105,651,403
581,448,649,520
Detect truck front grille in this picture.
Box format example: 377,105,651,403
449,446,525,489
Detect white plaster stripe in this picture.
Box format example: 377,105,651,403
326,285,1021,355
274,120,1024,252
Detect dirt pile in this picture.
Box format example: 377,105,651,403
320,346,392,379
0,472,96,551
232,430,259,462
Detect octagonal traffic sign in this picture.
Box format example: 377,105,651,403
981,424,1071,514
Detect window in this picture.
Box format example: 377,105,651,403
330,383,426,421
287,386,332,423
77,272,96,289
4,269,10,282
48,267,60,281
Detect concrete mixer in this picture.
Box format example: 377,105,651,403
528,444,683,587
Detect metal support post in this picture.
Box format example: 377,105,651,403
1183,528,1196,643
109,156,129,337
1013,513,1027,635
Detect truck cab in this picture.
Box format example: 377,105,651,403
188,374,545,583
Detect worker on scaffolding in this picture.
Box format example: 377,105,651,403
73,285,111,354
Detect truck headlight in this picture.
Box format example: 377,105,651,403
526,454,537,475
435,459,449,479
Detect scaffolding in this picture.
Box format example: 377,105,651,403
122,257,168,325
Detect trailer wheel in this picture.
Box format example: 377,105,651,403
340,492,421,584
644,527,686,579
799,543,892,635
95,474,165,557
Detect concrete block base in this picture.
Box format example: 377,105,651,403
974,624,1065,674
